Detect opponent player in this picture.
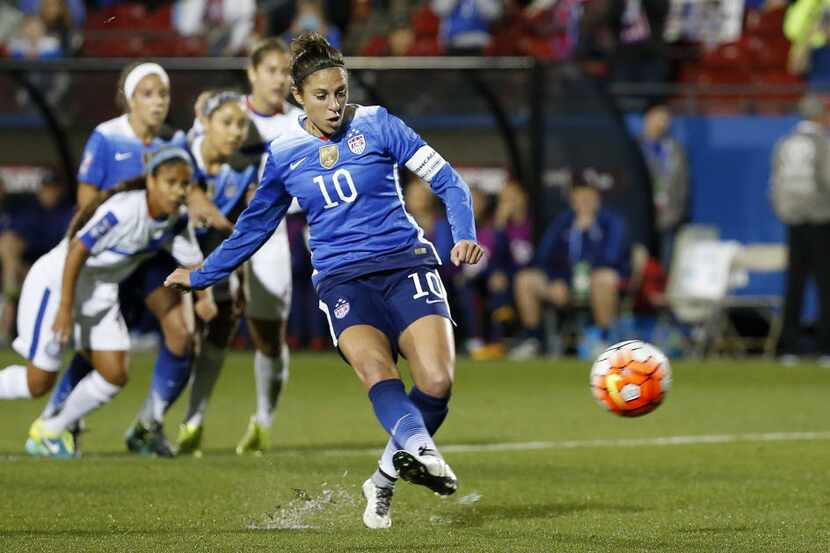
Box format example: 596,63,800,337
0,148,215,457
39,61,229,457
177,38,303,456
165,33,483,528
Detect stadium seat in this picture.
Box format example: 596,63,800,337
411,6,440,39
744,6,787,38
742,36,790,69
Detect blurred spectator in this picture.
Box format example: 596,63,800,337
456,188,508,358
7,1,76,109
785,0,830,87
7,15,62,59
431,0,503,54
173,0,256,56
582,0,670,105
18,0,84,28
524,0,586,60
0,2,25,47
0,176,74,345
509,180,629,360
663,0,744,47
770,95,830,364
639,103,688,268
286,0,342,50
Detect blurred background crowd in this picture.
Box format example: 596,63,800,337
2,0,830,363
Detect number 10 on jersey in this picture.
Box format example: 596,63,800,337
314,169,358,209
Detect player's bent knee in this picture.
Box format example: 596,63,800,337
162,320,193,356
26,367,57,398
351,353,397,387
418,373,453,398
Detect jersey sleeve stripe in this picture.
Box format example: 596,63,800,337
79,211,119,249
405,146,447,183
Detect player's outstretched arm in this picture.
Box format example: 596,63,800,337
182,153,292,290
53,239,91,345
450,239,485,266
165,267,193,291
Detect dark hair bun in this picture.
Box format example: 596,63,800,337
290,32,345,89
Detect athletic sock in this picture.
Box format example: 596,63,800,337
41,354,93,417
0,365,31,399
254,348,289,427
42,371,121,435
138,342,192,426
367,379,437,457
371,466,397,490
378,386,450,478
183,342,226,428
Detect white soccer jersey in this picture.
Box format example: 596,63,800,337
14,190,202,370
243,96,303,142
73,190,202,284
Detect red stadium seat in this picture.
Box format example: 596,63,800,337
744,7,787,38
742,36,790,69
700,42,750,69
411,6,440,38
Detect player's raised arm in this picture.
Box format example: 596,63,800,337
167,152,293,291
381,108,482,265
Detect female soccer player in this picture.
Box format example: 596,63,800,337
40,61,228,457
177,38,304,456
0,148,215,458
165,33,483,528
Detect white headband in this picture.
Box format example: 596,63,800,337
123,63,170,101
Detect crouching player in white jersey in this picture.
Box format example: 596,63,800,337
165,33,483,528
0,148,215,457
177,38,304,456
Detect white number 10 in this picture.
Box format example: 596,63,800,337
314,168,358,209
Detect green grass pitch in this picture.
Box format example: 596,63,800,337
1,350,828,552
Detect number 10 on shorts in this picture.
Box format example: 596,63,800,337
408,270,445,302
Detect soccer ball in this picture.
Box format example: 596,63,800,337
590,340,672,417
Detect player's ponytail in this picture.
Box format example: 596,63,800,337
290,31,345,91
65,177,146,240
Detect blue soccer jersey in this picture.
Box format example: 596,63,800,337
189,135,258,218
189,105,476,291
78,114,187,191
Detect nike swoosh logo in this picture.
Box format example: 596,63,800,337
115,152,132,161
43,438,60,455
426,298,444,304
289,157,307,171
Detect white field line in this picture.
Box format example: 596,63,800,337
312,431,830,458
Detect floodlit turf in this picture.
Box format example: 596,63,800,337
1,350,829,552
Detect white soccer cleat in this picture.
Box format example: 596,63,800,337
361,478,393,529
392,449,458,496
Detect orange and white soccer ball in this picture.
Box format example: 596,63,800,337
590,340,672,417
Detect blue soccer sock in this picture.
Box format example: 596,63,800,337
376,386,450,479
409,386,450,435
41,353,94,418
368,379,437,457
139,343,192,425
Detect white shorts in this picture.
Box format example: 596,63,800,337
13,255,129,372
243,220,292,321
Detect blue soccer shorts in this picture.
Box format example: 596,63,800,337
318,265,453,358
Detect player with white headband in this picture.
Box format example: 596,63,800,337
38,61,229,458
0,147,215,458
